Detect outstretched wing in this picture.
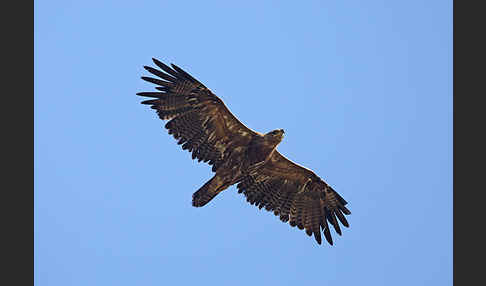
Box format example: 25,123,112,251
237,151,351,245
138,58,257,172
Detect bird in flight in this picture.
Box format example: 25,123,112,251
137,58,351,245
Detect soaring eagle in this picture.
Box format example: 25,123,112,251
137,58,351,245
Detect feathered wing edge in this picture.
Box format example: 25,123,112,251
237,152,351,246
137,58,256,172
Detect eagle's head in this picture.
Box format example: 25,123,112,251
264,129,285,145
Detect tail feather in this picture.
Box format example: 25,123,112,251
192,176,225,207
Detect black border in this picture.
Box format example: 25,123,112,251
4,1,34,285
453,1,483,284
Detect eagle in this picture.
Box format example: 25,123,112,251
137,58,351,245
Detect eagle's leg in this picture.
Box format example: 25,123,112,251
192,175,230,207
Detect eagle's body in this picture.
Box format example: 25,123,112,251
138,58,351,245
192,128,284,207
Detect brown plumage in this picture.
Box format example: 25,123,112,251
138,58,351,245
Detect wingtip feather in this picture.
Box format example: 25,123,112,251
324,227,333,245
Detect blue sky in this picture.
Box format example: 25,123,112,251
35,1,452,285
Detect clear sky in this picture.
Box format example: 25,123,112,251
35,1,452,285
